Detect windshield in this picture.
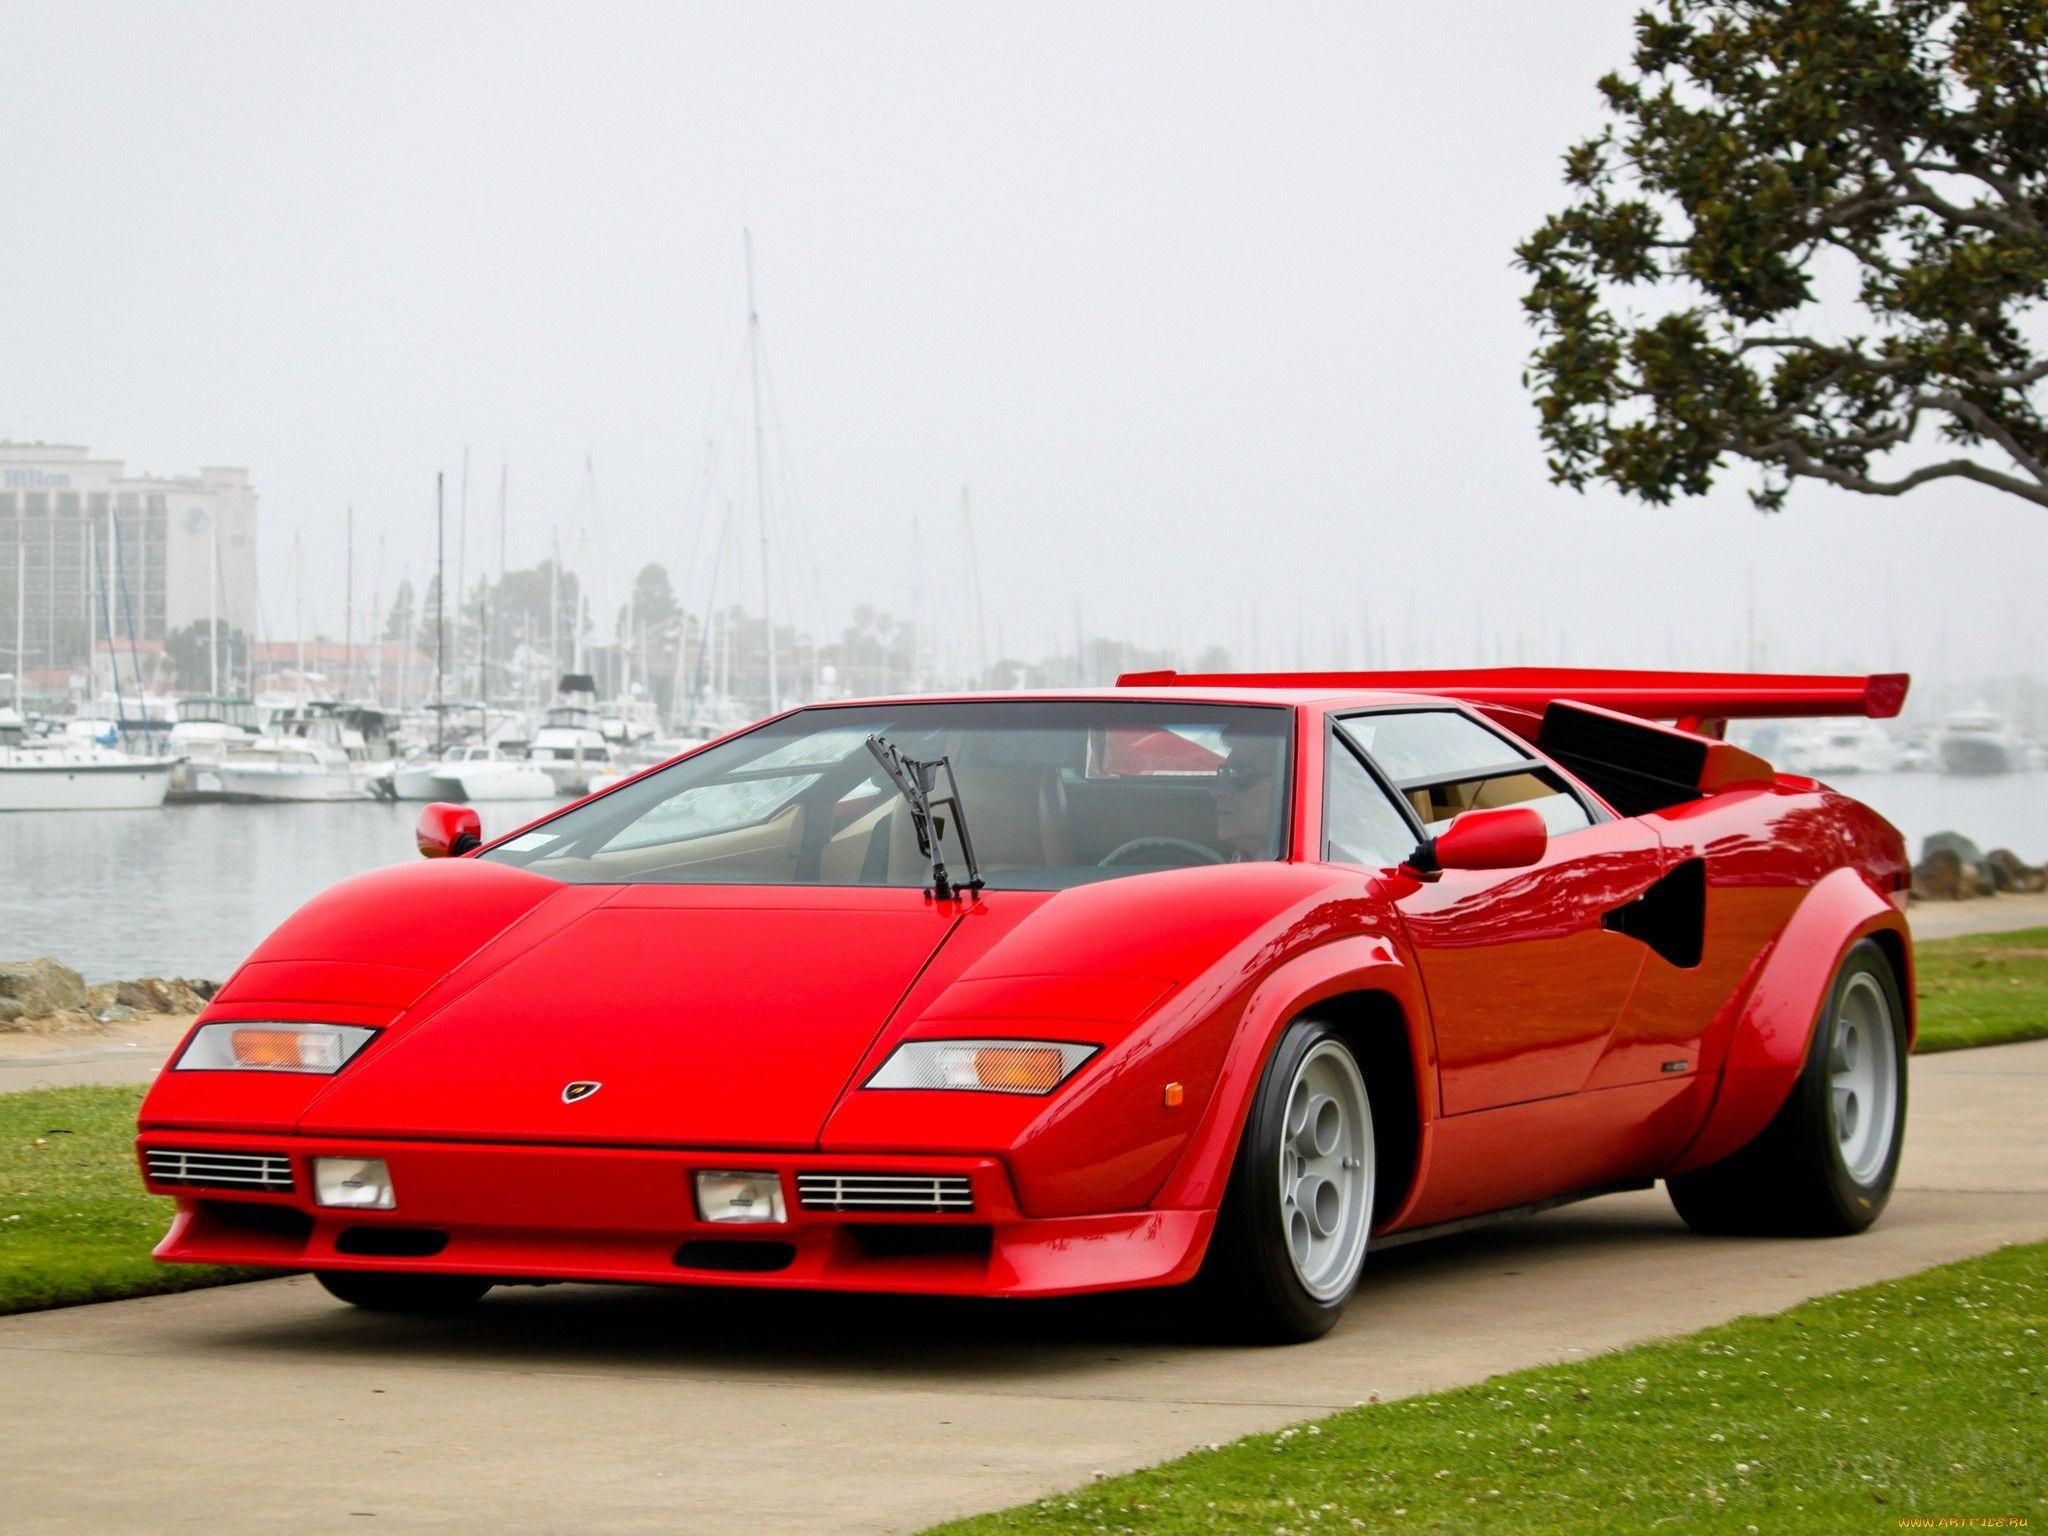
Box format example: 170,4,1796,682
481,699,1293,889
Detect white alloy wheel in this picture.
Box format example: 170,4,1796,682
1277,1039,1375,1301
1829,968,1901,1186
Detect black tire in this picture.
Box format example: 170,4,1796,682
1192,1018,1375,1343
1669,939,1907,1236
315,1270,493,1313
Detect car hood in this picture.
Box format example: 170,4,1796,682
298,884,967,1147
149,858,1353,1147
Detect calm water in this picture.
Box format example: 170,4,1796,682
1,774,2043,984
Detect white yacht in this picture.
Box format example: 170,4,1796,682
0,711,181,811
1938,706,2021,776
528,677,616,795
167,697,265,798
393,743,554,803
1780,719,1900,776
212,737,368,801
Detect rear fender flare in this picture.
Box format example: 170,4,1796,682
1668,866,1911,1176
1150,932,1434,1216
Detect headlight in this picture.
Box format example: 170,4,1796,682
865,1039,1099,1095
314,1156,396,1209
695,1170,786,1224
174,1022,378,1075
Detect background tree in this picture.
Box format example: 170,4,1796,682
617,562,680,644
162,619,249,694
382,578,415,643
1519,1,2047,514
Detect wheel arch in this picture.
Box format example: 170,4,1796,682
1150,932,1436,1228
1668,866,1910,1176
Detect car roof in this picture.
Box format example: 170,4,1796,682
789,687,1443,713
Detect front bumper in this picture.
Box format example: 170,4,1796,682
138,1130,1212,1298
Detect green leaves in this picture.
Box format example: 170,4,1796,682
1520,0,2048,512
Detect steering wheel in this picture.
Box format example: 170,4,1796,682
1098,836,1226,869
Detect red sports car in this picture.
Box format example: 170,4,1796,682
138,668,1915,1341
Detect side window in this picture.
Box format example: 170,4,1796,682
1337,710,1593,839
1340,711,1528,781
1324,738,1418,869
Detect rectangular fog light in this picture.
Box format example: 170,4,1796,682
313,1156,396,1210
694,1170,785,1225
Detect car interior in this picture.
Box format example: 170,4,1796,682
484,706,1294,889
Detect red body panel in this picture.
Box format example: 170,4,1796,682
1395,818,1662,1113
138,678,1913,1299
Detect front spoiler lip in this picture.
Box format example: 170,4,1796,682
137,1129,1213,1298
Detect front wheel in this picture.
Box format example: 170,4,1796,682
315,1271,494,1313
1669,938,1907,1236
1194,1019,1376,1342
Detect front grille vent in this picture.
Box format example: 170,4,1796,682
145,1148,294,1193
796,1172,974,1213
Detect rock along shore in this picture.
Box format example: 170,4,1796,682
0,958,217,1034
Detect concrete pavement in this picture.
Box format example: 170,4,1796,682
2,1037,2042,1535
1909,890,2048,941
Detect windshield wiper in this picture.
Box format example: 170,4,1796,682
864,733,985,900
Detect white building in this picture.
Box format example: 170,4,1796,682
0,442,259,678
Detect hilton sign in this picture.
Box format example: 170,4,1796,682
3,468,72,489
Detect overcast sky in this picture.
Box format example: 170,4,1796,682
3,2,2041,703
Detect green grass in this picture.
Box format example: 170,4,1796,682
0,1084,263,1314
927,1241,2048,1535
1914,924,2048,1053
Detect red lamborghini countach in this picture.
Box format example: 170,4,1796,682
138,668,1915,1341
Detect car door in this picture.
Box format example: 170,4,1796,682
1335,708,1665,1115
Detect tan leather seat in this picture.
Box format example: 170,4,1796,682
817,766,1073,882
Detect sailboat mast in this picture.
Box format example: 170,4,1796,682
435,472,446,752
369,534,385,706
83,516,95,706
13,537,24,712
489,463,506,710
343,503,354,701
548,527,560,706
292,526,305,705
909,516,925,690
961,485,987,686
743,228,777,712
456,447,469,707
208,517,221,699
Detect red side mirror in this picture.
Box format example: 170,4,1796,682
416,802,483,859
1424,805,1548,873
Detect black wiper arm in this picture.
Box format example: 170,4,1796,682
864,733,984,900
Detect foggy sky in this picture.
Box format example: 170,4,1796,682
3,2,2042,703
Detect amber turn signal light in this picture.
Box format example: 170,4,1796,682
231,1029,316,1068
973,1046,1067,1093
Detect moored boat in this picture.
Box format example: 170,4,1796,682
394,743,554,802
1938,705,2020,776
0,736,182,811
212,738,369,801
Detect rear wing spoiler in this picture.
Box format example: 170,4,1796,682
1115,667,1910,723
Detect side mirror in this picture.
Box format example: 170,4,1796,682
416,802,483,859
1411,805,1547,874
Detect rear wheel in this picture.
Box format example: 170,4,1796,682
315,1271,493,1313
1669,939,1907,1236
1195,1019,1375,1342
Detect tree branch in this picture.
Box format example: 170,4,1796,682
1915,389,2048,486
1753,438,2048,508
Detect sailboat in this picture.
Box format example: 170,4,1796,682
0,523,179,810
